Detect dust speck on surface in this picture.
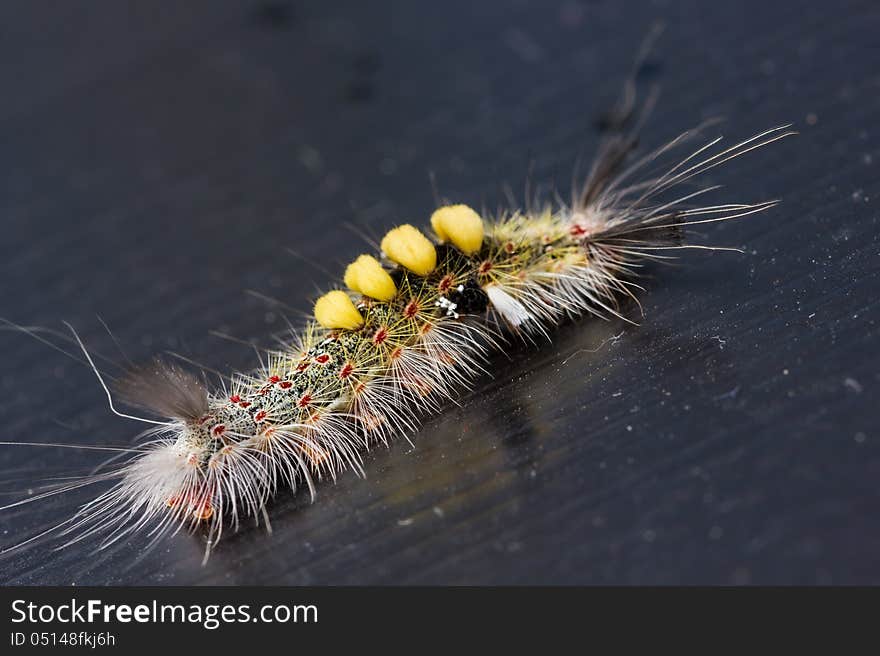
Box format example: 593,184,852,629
843,377,863,393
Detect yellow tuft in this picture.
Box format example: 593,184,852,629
344,254,397,301
430,204,484,255
380,224,436,276
313,290,363,330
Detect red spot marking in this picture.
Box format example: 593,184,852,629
239,401,251,408
504,241,516,254
570,224,587,238
258,386,269,396
390,347,403,360
354,382,366,395
296,360,311,372
403,299,420,318
308,412,321,423
211,424,226,437
198,415,212,425
298,394,312,408
304,443,327,465
268,375,281,384
372,327,388,345
339,363,354,378
193,501,213,521
279,381,293,389
254,410,268,423
409,378,432,396
438,275,453,293
360,412,383,431
478,260,493,275
187,453,199,466
229,394,241,403
314,353,330,365
167,491,214,521
419,322,433,335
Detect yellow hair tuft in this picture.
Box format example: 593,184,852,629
380,224,436,276
344,254,397,301
430,204,484,255
313,290,364,330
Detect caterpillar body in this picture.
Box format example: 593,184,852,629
2,117,794,561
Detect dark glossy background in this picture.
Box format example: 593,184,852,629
0,0,877,585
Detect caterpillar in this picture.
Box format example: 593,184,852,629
0,104,794,563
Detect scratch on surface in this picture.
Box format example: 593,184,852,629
843,377,863,394
504,28,544,63
562,331,625,365
711,335,727,349
713,385,741,401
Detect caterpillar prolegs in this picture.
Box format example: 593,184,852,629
2,120,794,561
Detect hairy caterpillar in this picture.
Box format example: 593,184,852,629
0,94,794,563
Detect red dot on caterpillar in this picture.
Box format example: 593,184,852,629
403,299,421,318
303,443,329,468
359,412,385,433
372,327,389,345
192,501,214,521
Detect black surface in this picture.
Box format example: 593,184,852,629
0,0,878,585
